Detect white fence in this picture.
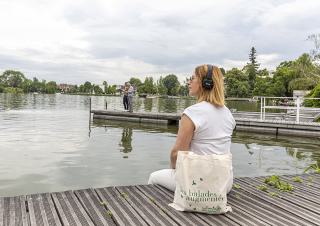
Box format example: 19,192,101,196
259,96,320,123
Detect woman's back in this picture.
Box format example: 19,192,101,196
183,101,235,155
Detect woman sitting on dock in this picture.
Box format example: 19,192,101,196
148,64,236,192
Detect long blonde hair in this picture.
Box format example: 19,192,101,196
194,64,225,107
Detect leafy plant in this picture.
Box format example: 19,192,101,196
264,175,294,192
304,162,320,174
292,176,303,183
120,192,128,199
269,192,279,197
233,184,241,189
257,185,268,192
106,210,113,217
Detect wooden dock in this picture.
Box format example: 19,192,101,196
91,110,320,137
1,173,319,225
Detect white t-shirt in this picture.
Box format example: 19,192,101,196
183,101,236,155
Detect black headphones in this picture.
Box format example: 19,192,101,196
202,64,214,90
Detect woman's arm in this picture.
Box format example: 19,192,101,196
170,114,195,169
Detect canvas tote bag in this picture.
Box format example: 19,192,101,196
169,151,232,214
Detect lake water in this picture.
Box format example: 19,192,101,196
0,93,319,196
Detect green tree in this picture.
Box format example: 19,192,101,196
225,68,250,97
93,85,103,94
219,67,226,75
0,70,26,88
142,77,156,94
21,79,32,93
106,85,117,94
103,81,108,94
288,54,320,92
304,83,320,107
163,74,180,96
83,81,92,93
247,47,260,94
271,63,296,96
178,77,189,96
30,77,41,92
45,81,57,94
257,68,269,77
129,77,142,87
253,77,273,96
156,76,167,95
79,84,85,93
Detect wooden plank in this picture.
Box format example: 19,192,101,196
0,196,28,226
95,187,148,226
284,174,320,190
116,185,179,226
253,176,320,200
27,193,62,226
137,185,218,226
311,173,320,179
51,190,94,226
154,185,269,226
228,188,315,226
0,197,3,226
284,174,320,187
260,175,320,206
239,177,320,211
75,189,116,226
235,178,320,225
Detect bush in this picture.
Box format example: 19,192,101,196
4,87,24,94
304,83,320,107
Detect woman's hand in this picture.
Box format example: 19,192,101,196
170,114,194,169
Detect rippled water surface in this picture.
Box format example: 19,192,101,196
0,93,319,196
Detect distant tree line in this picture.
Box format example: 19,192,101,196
1,34,320,104
0,70,58,94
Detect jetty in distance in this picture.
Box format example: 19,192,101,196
91,110,320,138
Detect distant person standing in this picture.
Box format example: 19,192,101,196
127,83,134,113
122,82,129,110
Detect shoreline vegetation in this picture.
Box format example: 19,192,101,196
1,48,320,106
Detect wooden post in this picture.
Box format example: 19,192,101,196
296,97,300,123
89,97,91,119
263,97,266,120
260,96,263,121
88,97,92,137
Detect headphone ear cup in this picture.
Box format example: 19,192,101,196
202,64,214,90
202,77,214,90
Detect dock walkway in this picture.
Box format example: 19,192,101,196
1,173,320,225
91,110,320,137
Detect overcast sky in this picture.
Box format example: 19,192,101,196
0,0,319,85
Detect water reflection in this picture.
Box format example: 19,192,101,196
1,93,320,196
119,127,133,154
144,98,153,112
232,131,320,176
92,119,178,135
158,97,178,113
226,100,260,112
